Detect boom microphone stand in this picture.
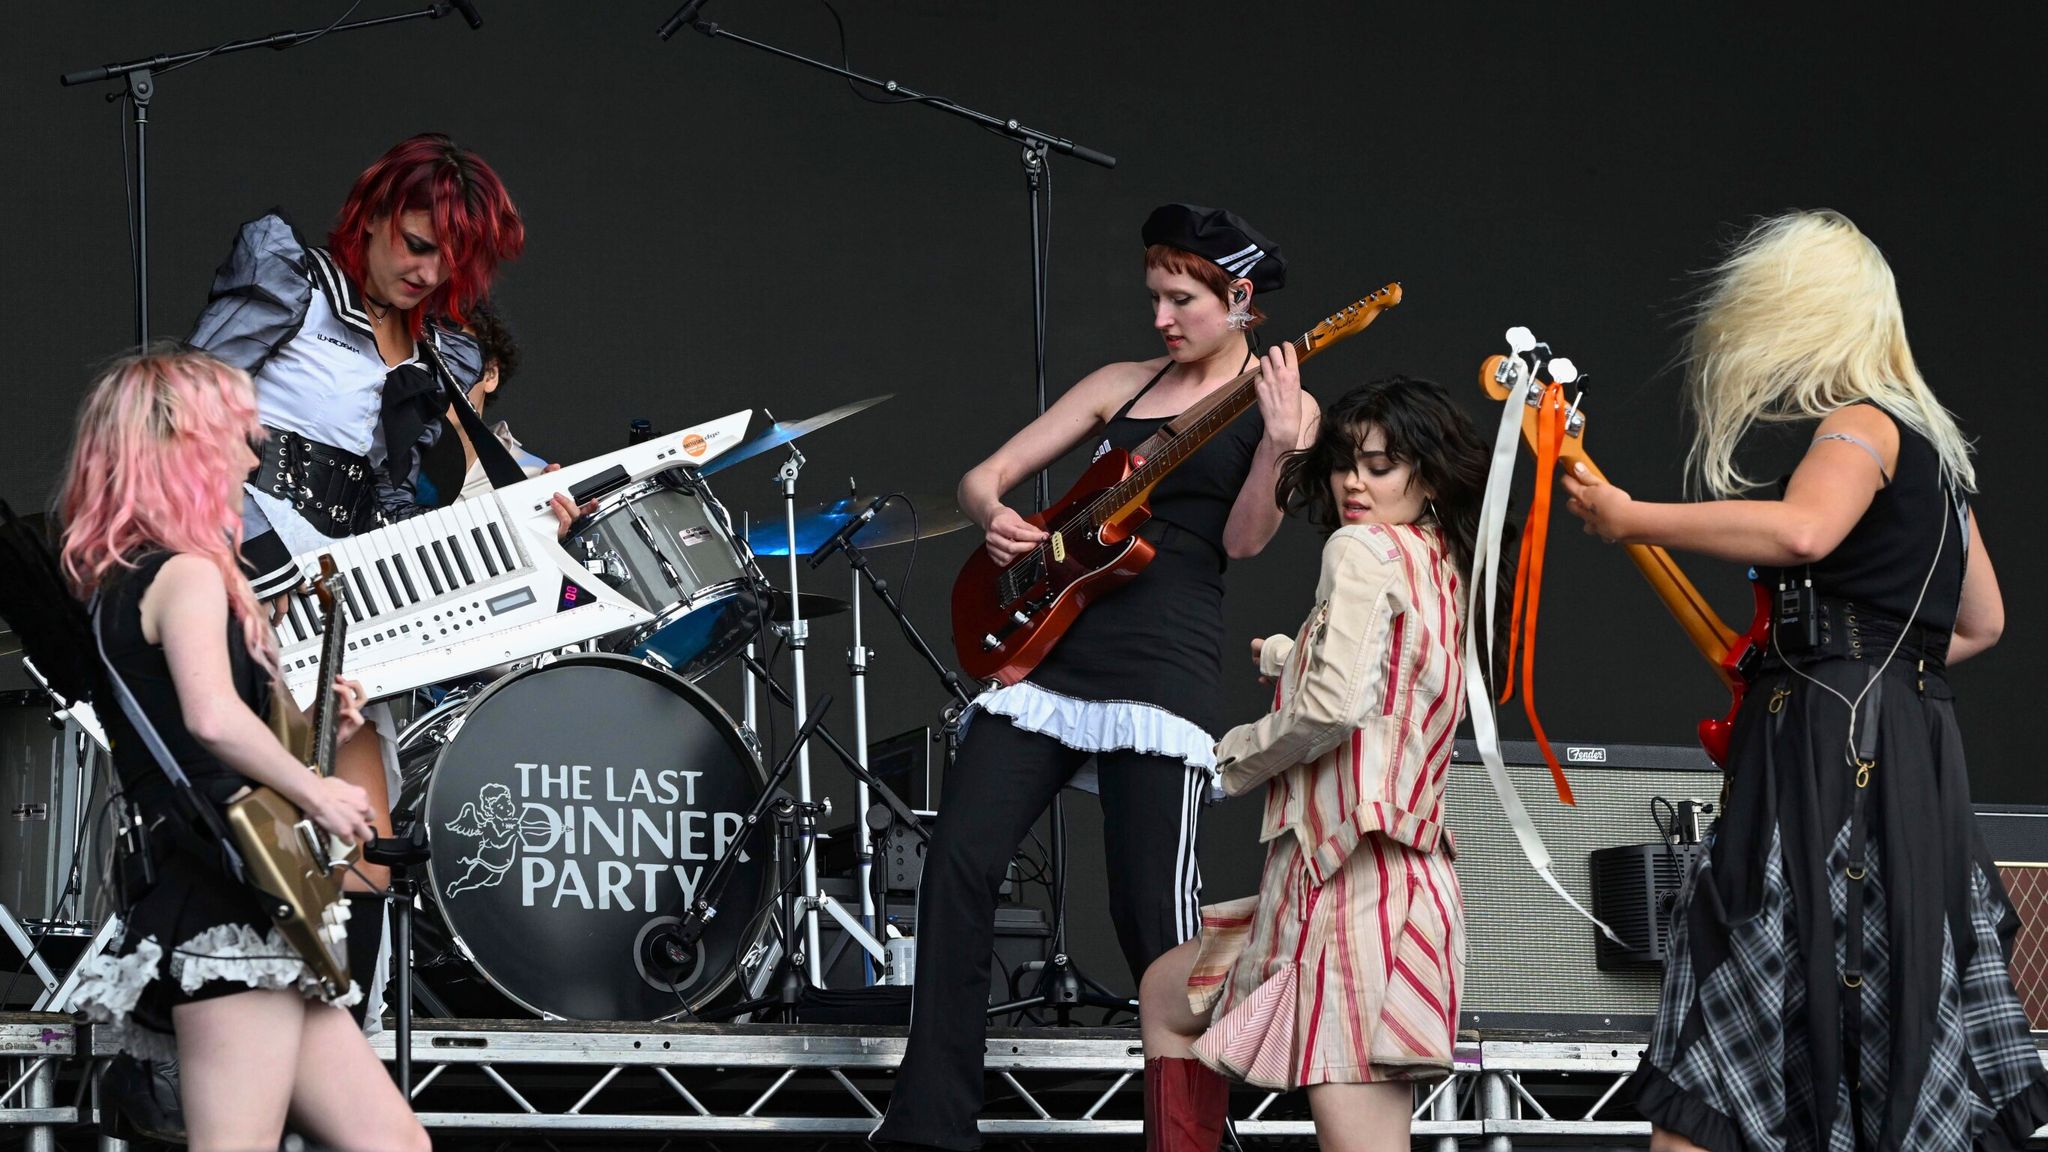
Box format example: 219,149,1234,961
58,3,484,345
653,4,1115,504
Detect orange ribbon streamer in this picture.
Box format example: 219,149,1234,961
1497,384,1575,806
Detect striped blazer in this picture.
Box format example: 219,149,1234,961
1214,523,1466,886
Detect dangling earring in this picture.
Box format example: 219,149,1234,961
1226,289,1252,330
1426,498,1440,523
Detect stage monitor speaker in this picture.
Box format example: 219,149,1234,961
1977,804,2048,1033
1446,738,1719,1032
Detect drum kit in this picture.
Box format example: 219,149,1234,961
0,395,974,1026
385,393,971,1023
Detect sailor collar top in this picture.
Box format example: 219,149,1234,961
187,213,485,593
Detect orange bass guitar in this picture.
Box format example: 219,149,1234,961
951,284,1404,686
1477,353,1769,766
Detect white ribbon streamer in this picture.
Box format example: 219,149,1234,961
1463,347,1622,943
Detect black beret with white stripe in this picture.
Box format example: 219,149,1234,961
1141,203,1287,294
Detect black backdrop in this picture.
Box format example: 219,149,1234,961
7,4,2043,996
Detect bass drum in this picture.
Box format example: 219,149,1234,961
396,654,772,1020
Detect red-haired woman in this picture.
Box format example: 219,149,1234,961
872,204,1319,1150
62,348,428,1152
186,134,585,1022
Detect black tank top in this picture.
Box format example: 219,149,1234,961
1765,404,1967,635
1099,359,1266,561
97,552,268,817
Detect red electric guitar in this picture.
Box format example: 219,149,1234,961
1477,352,1769,766
951,284,1403,687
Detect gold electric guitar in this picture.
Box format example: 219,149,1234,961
233,554,359,997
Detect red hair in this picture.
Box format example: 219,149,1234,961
329,133,525,338
1144,244,1266,328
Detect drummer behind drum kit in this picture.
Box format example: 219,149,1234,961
3,396,971,1023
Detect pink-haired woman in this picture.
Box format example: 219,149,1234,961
62,348,429,1152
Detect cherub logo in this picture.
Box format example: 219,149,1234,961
444,782,523,896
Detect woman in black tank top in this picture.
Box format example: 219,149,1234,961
57,349,428,1152
1565,212,2044,1149
874,205,1322,1150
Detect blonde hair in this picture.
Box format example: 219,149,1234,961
1683,210,1975,498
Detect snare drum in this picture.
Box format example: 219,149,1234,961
396,654,772,1020
568,480,764,680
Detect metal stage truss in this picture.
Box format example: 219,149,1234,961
5,1014,2047,1148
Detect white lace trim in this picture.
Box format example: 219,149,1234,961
169,924,364,1009
70,925,364,1059
72,936,165,1023
973,682,1219,773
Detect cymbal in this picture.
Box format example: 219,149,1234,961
762,589,852,623
747,493,971,557
696,395,893,477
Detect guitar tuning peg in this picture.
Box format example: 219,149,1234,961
1505,326,1537,354
1549,357,1579,384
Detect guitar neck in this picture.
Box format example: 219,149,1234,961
1505,386,1743,689
308,580,349,777
1073,334,1312,533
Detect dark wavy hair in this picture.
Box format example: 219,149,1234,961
467,298,520,404
1277,375,1516,683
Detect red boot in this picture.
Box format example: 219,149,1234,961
1144,1056,1228,1151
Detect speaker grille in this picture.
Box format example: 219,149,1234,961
1446,759,1721,1023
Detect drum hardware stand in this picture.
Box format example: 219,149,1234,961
58,4,483,345
735,650,931,990
813,519,977,956
644,699,848,1022
770,446,826,986
364,825,431,1095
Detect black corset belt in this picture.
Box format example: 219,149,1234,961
250,427,376,538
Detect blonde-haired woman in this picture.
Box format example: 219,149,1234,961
1566,211,2046,1150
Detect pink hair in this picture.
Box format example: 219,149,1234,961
59,347,276,670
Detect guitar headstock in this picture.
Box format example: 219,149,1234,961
1298,282,1403,357
1481,328,1582,410
311,554,346,619
1478,327,1593,459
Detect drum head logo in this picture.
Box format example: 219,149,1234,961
444,782,522,896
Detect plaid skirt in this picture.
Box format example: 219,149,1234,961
1628,657,2048,1150
1185,829,1464,1090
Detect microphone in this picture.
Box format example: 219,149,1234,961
808,495,889,569
640,922,704,987
657,0,712,40
449,0,484,29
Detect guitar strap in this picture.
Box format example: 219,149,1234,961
89,594,252,884
1465,368,1619,942
419,335,527,490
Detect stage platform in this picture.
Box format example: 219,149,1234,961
5,1012,2046,1148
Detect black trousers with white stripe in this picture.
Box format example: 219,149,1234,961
872,713,1205,1150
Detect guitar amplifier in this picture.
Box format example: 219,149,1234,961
1446,739,1720,1032
1977,804,2048,1033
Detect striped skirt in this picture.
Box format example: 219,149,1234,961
1186,830,1464,1090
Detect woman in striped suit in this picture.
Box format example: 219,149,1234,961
1138,376,1494,1152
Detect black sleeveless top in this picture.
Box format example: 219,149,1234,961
97,553,268,819
1763,404,1967,635
1022,361,1265,733
1106,361,1268,552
